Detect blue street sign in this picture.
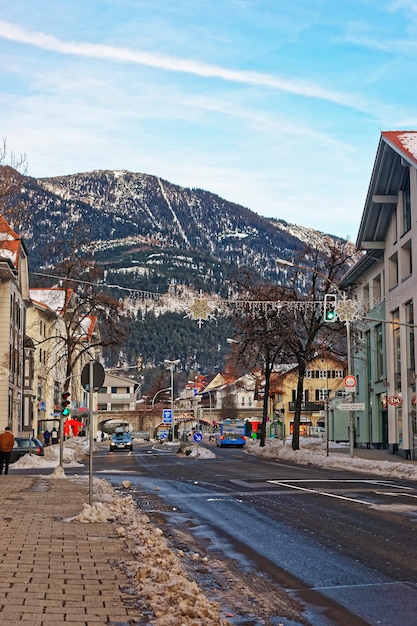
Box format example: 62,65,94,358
163,409,173,424
193,431,203,443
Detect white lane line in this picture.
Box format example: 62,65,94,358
268,480,375,504
267,478,413,489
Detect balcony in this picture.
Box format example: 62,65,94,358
288,401,325,412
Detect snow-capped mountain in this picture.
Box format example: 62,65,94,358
8,168,352,288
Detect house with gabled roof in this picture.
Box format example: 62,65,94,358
341,131,417,456
0,215,31,433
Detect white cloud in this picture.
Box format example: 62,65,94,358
0,20,365,109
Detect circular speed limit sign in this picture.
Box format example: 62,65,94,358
344,375,357,389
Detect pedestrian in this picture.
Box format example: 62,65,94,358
51,427,58,445
0,426,15,475
43,429,51,446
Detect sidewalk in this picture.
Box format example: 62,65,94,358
330,445,417,464
0,475,142,626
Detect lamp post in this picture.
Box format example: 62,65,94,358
164,359,180,442
151,387,171,408
276,258,360,458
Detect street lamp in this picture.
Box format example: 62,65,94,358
276,258,360,458
164,359,180,442
151,387,171,408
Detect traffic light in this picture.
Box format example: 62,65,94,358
323,294,337,322
61,391,71,417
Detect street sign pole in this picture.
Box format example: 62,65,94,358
89,360,94,506
81,360,105,507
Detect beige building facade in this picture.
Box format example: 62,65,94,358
0,216,30,434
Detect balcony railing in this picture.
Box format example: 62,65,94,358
288,401,325,412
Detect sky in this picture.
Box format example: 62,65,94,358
1,1,417,240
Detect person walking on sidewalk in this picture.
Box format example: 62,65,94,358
0,426,15,475
43,429,51,446
51,427,58,445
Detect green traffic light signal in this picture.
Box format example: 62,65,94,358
323,294,337,323
61,391,71,416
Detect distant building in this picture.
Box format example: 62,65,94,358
97,373,140,412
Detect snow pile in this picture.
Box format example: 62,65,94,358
69,479,230,626
246,437,417,481
12,439,87,469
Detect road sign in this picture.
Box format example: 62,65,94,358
159,431,169,439
388,395,402,406
81,361,105,392
343,375,357,389
340,403,365,411
163,409,173,424
193,431,203,443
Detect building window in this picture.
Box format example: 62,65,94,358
402,177,411,235
392,309,401,391
405,301,415,386
388,253,398,290
401,239,412,281
362,283,370,314
373,274,382,307
375,324,384,381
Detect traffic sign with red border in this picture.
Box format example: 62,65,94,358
343,375,357,388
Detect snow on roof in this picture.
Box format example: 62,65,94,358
382,131,417,166
0,215,21,268
76,315,97,341
29,288,73,314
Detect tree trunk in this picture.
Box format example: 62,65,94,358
292,364,306,451
260,363,271,447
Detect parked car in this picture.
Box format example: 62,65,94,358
10,437,44,463
109,430,133,451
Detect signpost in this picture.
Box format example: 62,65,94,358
81,361,106,506
340,403,365,411
193,431,203,454
343,375,357,391
163,409,173,424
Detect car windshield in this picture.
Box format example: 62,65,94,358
15,438,37,448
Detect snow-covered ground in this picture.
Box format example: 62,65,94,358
11,435,417,625
244,436,417,481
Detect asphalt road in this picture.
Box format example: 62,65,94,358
81,441,417,624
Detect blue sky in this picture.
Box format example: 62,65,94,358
1,0,416,240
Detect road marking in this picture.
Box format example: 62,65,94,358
268,480,367,504
268,478,413,489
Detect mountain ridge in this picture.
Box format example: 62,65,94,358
13,168,351,283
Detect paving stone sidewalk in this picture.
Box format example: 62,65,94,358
0,475,142,626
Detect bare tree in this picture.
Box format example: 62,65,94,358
219,392,239,421
33,257,127,393
231,272,290,447
0,138,28,216
232,243,354,450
